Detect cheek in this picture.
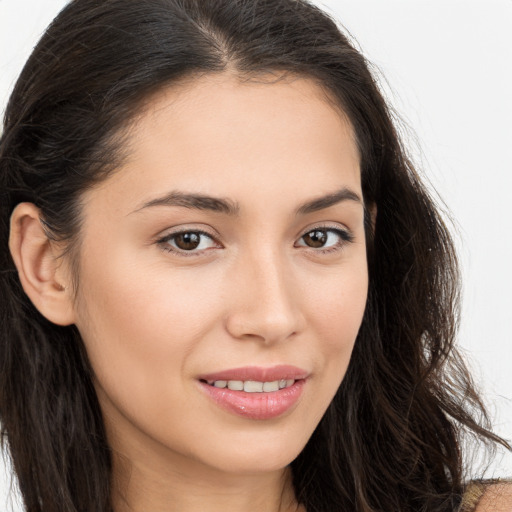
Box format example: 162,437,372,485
77,252,219,338
317,267,367,375
72,254,224,402
307,260,368,345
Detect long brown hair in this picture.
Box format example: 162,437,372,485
0,0,508,511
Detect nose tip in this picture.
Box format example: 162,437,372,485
224,258,305,344
226,303,300,344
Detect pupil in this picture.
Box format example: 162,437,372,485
175,232,200,250
305,230,327,248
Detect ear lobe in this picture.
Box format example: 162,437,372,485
8,203,76,326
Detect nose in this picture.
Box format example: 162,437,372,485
224,248,306,345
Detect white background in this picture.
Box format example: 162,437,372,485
1,1,511,509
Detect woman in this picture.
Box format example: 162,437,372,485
0,0,510,511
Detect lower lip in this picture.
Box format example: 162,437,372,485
199,380,306,420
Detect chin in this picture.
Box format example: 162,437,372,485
193,426,311,476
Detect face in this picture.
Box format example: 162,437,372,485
71,73,368,478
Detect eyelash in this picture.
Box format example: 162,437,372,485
156,226,354,257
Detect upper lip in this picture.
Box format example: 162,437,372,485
198,365,309,382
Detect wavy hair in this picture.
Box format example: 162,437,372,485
0,0,508,511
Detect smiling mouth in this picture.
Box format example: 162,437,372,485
198,377,306,420
197,365,308,419
201,379,296,393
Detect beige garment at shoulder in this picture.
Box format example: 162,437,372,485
459,479,512,512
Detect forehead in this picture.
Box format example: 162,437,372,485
87,72,361,211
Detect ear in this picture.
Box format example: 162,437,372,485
8,203,76,326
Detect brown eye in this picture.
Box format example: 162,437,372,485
173,232,201,250
159,230,218,254
302,230,328,248
295,227,353,251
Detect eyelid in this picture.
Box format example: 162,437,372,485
297,222,354,240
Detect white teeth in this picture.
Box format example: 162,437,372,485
227,380,244,391
244,381,263,392
209,379,296,392
263,381,279,392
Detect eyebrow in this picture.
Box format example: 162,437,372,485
132,187,362,216
133,191,240,216
295,187,362,215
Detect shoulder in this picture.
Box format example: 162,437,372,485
460,480,512,512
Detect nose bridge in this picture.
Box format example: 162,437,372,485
225,243,303,343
